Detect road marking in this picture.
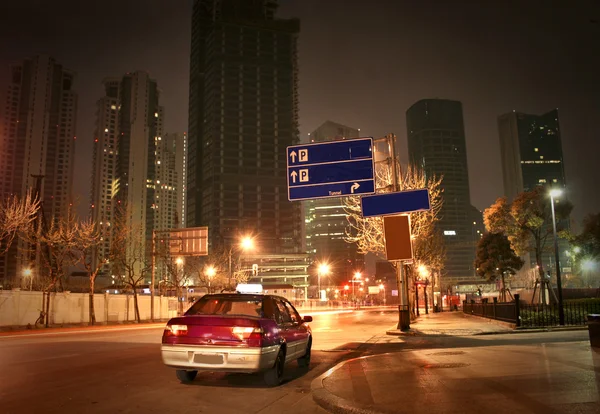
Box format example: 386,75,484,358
24,353,82,363
0,324,165,339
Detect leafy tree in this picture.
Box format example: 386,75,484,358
484,186,572,300
475,232,524,301
576,213,600,258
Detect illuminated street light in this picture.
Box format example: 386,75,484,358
317,262,330,300
176,257,183,265
240,236,254,251
549,188,565,325
22,268,33,291
205,266,216,294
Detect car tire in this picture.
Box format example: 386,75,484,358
176,370,197,383
264,350,285,386
297,338,312,368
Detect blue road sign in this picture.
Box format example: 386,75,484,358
361,188,431,218
287,138,375,201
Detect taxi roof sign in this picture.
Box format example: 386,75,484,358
236,284,263,294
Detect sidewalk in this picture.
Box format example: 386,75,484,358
387,311,515,336
312,312,600,414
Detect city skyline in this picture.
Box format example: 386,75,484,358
0,0,598,229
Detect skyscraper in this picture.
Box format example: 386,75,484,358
497,109,566,201
186,0,301,254
0,55,78,287
154,132,187,231
90,71,163,274
304,121,364,283
406,99,482,287
497,109,569,275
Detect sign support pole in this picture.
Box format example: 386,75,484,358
151,229,155,322
387,133,411,331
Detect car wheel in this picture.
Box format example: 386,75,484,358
298,338,312,368
176,370,197,383
264,350,285,386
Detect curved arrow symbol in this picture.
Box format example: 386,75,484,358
351,182,360,194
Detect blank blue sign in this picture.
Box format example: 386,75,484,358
361,189,431,217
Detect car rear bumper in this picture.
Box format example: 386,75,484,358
161,344,280,373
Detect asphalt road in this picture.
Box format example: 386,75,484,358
0,309,398,414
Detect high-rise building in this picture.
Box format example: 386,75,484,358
406,99,482,287
90,71,163,275
497,109,569,275
497,109,566,201
0,55,78,287
154,132,187,231
304,121,364,284
90,78,120,271
186,0,301,254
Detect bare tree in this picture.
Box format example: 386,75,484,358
0,191,39,255
73,219,107,325
344,162,443,260
21,211,79,326
110,212,148,322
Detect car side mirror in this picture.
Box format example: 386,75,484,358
303,316,313,323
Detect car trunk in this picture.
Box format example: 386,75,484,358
163,315,262,347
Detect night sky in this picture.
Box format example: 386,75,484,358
1,0,598,229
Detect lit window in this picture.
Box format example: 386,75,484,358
540,156,544,159
553,179,558,183
534,148,539,152
110,105,116,110
104,128,109,132
539,179,547,183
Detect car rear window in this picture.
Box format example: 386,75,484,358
186,296,263,317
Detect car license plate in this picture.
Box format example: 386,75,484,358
193,353,224,365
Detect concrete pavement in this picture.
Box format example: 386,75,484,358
387,311,515,336
313,312,599,414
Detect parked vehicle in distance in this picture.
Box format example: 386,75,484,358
161,292,313,386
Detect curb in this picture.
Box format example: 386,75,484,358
385,326,588,337
311,354,397,414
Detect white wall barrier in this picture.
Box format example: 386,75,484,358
0,289,179,327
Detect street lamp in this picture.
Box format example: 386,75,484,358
228,235,256,289
205,265,216,294
22,268,33,291
352,271,361,300
379,283,386,305
317,263,330,300
549,188,565,325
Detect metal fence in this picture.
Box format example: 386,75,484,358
463,294,600,328
520,300,600,328
462,298,518,324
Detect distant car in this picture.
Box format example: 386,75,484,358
161,293,313,386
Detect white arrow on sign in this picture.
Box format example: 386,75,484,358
351,182,360,194
290,171,298,183
290,151,297,163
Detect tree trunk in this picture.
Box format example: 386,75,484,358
176,284,183,315
535,239,547,305
501,273,506,302
132,289,141,322
89,277,96,326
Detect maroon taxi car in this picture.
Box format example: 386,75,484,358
161,293,312,386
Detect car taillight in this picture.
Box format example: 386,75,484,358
232,326,264,347
164,324,188,337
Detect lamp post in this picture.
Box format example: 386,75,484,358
549,188,565,325
205,265,216,294
379,283,386,305
228,235,255,289
23,268,33,291
352,271,362,301
317,263,330,300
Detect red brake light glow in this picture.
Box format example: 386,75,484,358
165,324,188,336
232,326,264,347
